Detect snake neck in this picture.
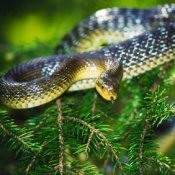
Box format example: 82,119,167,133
0,56,112,109
60,56,106,83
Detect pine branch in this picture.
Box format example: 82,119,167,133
56,99,64,175
85,129,94,157
139,118,151,174
24,141,47,175
0,110,39,154
128,86,175,174
148,156,175,174
65,116,125,175
1,46,175,174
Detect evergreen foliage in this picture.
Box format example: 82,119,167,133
0,43,175,175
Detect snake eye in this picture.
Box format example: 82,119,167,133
101,85,104,90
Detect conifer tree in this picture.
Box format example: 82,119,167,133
0,44,175,175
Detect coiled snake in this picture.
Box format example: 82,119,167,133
0,4,175,109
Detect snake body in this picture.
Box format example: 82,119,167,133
55,4,175,54
0,4,175,109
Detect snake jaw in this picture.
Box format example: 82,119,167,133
95,60,123,101
96,85,117,101
95,83,117,101
95,77,118,101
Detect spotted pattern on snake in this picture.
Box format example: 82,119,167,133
0,4,175,109
55,4,175,54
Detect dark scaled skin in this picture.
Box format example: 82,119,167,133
96,61,123,101
0,4,175,109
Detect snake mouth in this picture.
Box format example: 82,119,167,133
95,83,117,101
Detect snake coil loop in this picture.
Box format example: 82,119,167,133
0,4,175,109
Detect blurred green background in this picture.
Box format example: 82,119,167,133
0,0,174,47
0,0,175,174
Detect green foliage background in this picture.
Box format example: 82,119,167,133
0,0,175,175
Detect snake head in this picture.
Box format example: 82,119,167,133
95,61,123,101
95,72,120,101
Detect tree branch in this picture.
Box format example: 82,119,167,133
24,141,47,175
56,99,64,175
0,122,36,153
139,118,150,174
65,116,125,175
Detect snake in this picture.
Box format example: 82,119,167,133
0,4,175,109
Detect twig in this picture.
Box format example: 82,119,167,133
24,141,47,175
56,99,64,175
0,123,35,153
85,130,94,157
139,118,150,174
65,116,125,175
91,92,98,115
148,157,175,173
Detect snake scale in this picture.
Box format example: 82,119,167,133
0,4,175,109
